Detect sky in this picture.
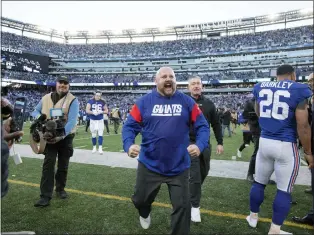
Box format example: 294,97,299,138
1,1,313,43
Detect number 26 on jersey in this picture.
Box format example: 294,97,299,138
259,89,290,120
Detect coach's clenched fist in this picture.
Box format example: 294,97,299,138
187,144,200,157
304,153,314,169
128,144,140,158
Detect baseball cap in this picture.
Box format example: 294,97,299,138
57,76,70,84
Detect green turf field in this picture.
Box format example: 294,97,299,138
2,122,313,234
2,157,313,234
20,121,255,161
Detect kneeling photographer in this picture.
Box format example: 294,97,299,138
242,97,260,182
242,97,276,185
1,96,24,198
31,76,79,207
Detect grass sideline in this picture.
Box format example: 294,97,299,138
21,121,256,161
2,157,313,234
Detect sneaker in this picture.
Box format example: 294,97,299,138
191,207,201,222
245,144,250,147
139,214,151,229
237,149,242,158
268,223,292,234
269,229,292,234
56,190,68,199
34,197,50,207
99,147,103,155
304,188,312,194
246,213,258,228
247,174,254,183
92,146,97,154
279,231,292,235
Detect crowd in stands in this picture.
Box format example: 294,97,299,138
5,88,251,117
2,25,313,59
2,25,313,116
2,66,313,83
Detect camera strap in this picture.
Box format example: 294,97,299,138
29,132,47,154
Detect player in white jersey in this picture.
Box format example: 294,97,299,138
246,65,313,234
86,91,108,154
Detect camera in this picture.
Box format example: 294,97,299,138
248,111,258,121
1,97,23,142
30,114,65,143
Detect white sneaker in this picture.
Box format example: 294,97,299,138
99,147,103,155
92,146,97,154
269,230,292,235
191,207,201,222
279,231,292,235
139,214,151,229
268,222,292,234
237,149,242,158
246,213,258,228
245,144,250,147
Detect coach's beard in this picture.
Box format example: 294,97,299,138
160,82,176,97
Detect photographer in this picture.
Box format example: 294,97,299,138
242,97,260,182
1,96,24,198
31,76,79,207
111,105,122,134
242,97,275,185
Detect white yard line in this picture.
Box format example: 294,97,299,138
75,145,87,149
75,133,121,141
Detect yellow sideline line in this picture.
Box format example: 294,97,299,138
8,179,313,231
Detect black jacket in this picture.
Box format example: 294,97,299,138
222,111,231,125
242,98,261,136
309,96,314,150
1,125,9,198
189,94,223,146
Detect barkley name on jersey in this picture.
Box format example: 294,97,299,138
253,79,312,143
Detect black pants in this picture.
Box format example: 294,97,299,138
1,141,10,198
85,119,90,132
189,147,211,208
78,117,83,125
113,118,120,133
247,135,260,177
310,168,314,214
132,162,190,235
104,120,110,133
40,134,74,199
239,132,253,152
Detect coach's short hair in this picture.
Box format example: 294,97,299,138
94,90,102,95
188,75,202,83
276,64,294,76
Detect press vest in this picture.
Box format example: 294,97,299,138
41,92,77,134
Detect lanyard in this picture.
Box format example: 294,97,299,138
53,93,68,109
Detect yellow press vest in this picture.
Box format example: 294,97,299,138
231,113,237,120
112,108,120,118
41,92,77,134
241,123,250,132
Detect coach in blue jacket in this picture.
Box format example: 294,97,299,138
122,67,210,235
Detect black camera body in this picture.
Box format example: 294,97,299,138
248,111,258,121
30,114,65,143
1,96,27,142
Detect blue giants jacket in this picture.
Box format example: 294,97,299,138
122,89,210,176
